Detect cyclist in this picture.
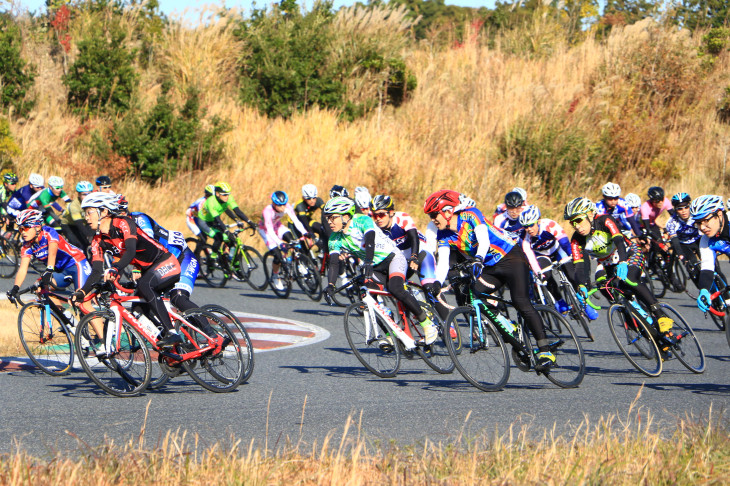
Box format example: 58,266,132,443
354,186,372,215
59,181,94,251
95,175,114,194
6,209,93,318
424,189,556,371
624,193,642,230
595,182,642,238
518,205,599,320
258,190,309,290
186,184,215,237
72,192,183,351
323,196,438,345
493,190,525,239
293,183,325,242
7,173,45,220
639,186,672,242
319,185,351,244
0,171,18,217
564,197,676,349
690,195,730,314
29,176,72,226
666,193,700,262
196,182,256,263
424,193,476,255
493,187,527,219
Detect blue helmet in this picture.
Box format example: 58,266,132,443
271,191,288,205
76,181,94,193
671,192,691,207
689,195,724,221
519,205,541,227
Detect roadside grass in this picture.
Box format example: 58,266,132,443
0,399,727,485
0,300,23,357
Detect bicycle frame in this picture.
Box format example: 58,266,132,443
360,286,418,351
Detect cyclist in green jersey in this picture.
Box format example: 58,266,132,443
0,171,18,216
195,182,256,259
29,176,72,226
322,196,438,346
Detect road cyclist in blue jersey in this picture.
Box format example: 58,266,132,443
424,189,557,372
322,196,439,348
492,190,525,239
6,173,45,222
594,182,642,238
690,195,730,314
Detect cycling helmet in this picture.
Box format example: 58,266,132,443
28,173,44,187
671,192,691,207
3,172,18,185
625,193,641,208
81,192,119,213
504,191,525,208
423,189,461,215
689,195,724,221
519,205,541,227
95,175,111,187
215,182,231,194
323,196,356,216
511,187,527,201
16,209,44,227
354,190,371,209
564,197,596,220
602,182,621,198
648,186,664,201
47,176,64,189
302,184,318,199
370,195,394,211
76,181,93,193
329,185,350,198
271,191,288,205
204,184,215,197
116,194,129,212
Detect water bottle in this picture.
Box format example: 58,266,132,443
629,298,654,324
484,308,517,335
63,309,77,328
134,311,160,339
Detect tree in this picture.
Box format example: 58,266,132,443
0,14,36,117
672,0,730,31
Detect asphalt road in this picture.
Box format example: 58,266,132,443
1,273,729,457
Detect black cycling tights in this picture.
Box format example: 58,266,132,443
134,255,180,333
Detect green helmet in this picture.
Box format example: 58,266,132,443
2,171,18,185
323,196,356,216
564,197,596,220
215,182,231,194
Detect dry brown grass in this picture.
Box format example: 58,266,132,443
0,400,727,485
0,300,23,356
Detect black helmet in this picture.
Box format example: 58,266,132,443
671,192,691,207
96,175,112,187
648,186,664,201
504,191,525,208
329,185,350,198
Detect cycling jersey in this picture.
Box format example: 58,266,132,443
436,208,515,265
698,211,730,274
294,197,324,229
258,203,307,248
21,226,91,288
6,185,38,217
595,198,641,234
519,218,571,257
59,199,84,225
640,198,673,226
185,196,206,235
380,212,426,251
30,188,71,213
199,194,242,223
570,214,629,266
493,212,522,239
328,213,399,264
665,214,700,245
0,185,12,214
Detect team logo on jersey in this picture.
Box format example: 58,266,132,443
586,231,611,255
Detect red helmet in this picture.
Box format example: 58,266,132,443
424,190,461,215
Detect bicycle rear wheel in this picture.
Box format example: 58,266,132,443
196,244,229,288
0,236,19,278
656,303,705,373
17,302,74,376
264,251,292,298
294,253,322,301
406,302,454,374
344,302,400,378
607,304,662,377
444,306,509,392
176,309,246,392
529,305,585,388
75,311,152,397
669,257,687,293
237,246,268,291
201,304,254,383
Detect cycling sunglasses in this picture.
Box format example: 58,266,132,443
98,185,111,190
570,216,588,227
372,212,389,220
675,204,690,210
217,192,230,196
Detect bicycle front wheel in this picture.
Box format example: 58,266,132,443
408,302,453,374
607,304,662,377
445,306,509,392
201,304,254,383
75,311,152,397
657,303,705,373
17,302,74,376
344,302,400,378
238,246,268,291
294,254,322,301
563,283,594,342
264,251,293,298
530,305,585,388
196,244,229,288
0,236,19,278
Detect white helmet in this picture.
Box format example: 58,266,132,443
47,176,64,189
602,182,621,198
511,187,527,201
28,173,44,187
81,192,119,213
354,189,371,209
625,193,641,208
302,184,318,199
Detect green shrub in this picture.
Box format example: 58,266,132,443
0,14,36,117
111,83,231,182
698,27,730,69
0,116,21,168
64,23,138,116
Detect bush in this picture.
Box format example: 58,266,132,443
64,23,138,116
110,83,231,182
0,116,21,168
0,14,36,117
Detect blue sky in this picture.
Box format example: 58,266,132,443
18,0,499,18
